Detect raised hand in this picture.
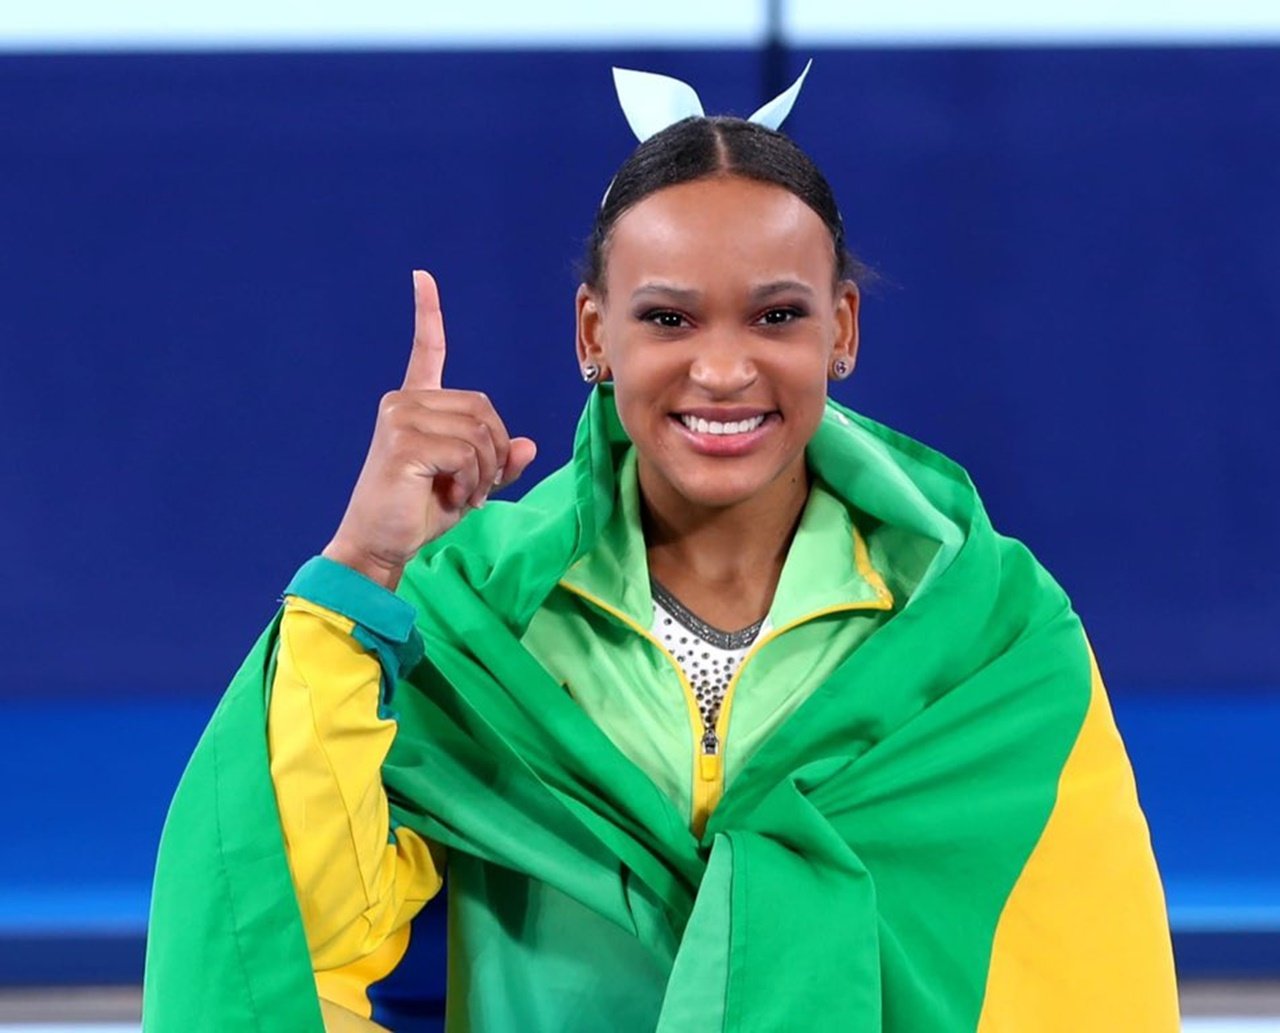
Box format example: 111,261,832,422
321,270,537,589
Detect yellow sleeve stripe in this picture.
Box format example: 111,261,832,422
269,595,444,1019
976,642,1179,1032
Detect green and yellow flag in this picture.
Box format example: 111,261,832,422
145,385,1178,1031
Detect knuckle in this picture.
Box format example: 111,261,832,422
449,438,477,465
386,426,420,457
381,391,420,422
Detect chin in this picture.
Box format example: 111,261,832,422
665,461,794,511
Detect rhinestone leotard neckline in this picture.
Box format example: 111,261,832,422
650,578,770,736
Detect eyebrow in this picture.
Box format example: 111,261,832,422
752,280,816,301
630,280,816,303
631,282,701,305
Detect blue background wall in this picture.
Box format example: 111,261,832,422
2,46,1278,980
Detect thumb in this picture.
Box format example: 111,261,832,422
499,437,538,487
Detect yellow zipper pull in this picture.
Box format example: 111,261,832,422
699,727,720,780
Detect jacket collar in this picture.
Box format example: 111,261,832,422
560,400,896,630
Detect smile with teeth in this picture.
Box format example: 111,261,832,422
678,413,768,436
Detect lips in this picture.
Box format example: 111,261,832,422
668,410,779,457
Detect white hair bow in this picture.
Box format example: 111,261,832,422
611,59,814,142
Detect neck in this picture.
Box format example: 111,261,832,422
638,455,809,626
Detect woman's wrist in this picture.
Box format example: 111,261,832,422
320,538,405,592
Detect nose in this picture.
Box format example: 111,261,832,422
688,331,758,395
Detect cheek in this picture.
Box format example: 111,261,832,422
771,348,831,401
607,369,665,449
614,387,678,456
788,384,830,439
605,330,674,400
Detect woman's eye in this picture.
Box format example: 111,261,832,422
760,307,803,326
642,310,688,329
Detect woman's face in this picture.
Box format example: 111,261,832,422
576,174,859,512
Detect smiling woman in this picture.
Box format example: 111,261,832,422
144,66,1180,1032
578,165,858,629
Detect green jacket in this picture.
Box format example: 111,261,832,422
144,384,1177,1031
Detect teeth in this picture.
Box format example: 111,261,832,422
680,414,767,435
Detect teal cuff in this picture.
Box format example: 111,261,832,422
282,556,425,705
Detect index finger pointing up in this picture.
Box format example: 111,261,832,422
404,269,447,390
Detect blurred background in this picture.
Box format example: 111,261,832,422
2,1,1277,1029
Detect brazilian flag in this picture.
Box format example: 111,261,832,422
144,385,1178,1031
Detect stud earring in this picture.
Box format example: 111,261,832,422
581,362,602,383
831,358,852,380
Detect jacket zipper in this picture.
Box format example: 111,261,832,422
556,582,718,830
560,586,893,836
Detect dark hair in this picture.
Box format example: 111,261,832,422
581,115,870,293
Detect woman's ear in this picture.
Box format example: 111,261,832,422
575,283,610,379
830,279,860,379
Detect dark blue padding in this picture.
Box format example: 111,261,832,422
367,891,449,1031
1111,692,1280,943
0,933,146,988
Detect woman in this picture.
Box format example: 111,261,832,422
145,68,1178,1032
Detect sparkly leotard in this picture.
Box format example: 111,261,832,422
650,578,771,735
